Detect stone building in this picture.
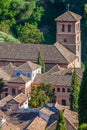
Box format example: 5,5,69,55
0,11,82,71
55,11,82,67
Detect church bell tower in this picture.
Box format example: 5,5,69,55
55,11,82,67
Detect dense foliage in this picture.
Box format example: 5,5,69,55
38,51,45,73
78,63,87,125
29,82,55,108
78,123,87,130
0,31,20,43
0,78,5,99
56,110,67,130
0,0,87,60
70,68,80,112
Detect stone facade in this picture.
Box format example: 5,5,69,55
55,11,82,68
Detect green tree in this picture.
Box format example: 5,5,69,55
0,31,20,43
56,110,67,130
38,51,45,73
16,23,44,44
29,87,49,108
40,82,56,103
70,67,80,112
78,63,87,125
0,78,5,99
78,124,87,130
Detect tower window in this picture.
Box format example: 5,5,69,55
67,88,70,92
68,24,71,32
78,46,79,51
57,88,60,92
62,88,65,92
64,38,67,43
77,36,79,41
61,24,65,32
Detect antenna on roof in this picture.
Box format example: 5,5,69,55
67,4,70,11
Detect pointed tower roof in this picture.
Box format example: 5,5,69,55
55,11,82,22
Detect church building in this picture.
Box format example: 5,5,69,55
0,11,82,70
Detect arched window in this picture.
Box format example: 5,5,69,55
61,24,65,32
68,24,71,32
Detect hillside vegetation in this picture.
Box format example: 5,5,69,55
0,0,87,61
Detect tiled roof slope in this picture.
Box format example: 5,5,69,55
27,116,47,130
46,64,64,75
62,43,76,54
14,93,27,104
55,11,82,21
0,95,13,108
0,42,76,64
16,61,41,72
55,43,76,63
32,74,72,86
40,107,54,116
2,122,20,130
8,75,30,83
1,62,16,76
0,68,11,81
64,109,78,129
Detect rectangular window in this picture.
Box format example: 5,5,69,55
62,24,65,32
62,99,66,106
68,24,71,32
12,88,16,95
64,38,67,43
77,36,79,41
62,88,65,92
57,88,60,92
67,88,70,92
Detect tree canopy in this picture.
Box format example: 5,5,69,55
78,63,87,125
70,68,80,112
29,82,55,108
78,123,87,130
0,78,5,99
38,51,45,73
56,110,67,130
0,31,20,43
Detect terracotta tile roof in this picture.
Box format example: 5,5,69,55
62,43,76,54
8,74,31,83
55,43,76,63
46,64,64,75
55,11,82,21
0,95,13,108
1,62,16,76
64,109,78,129
0,110,10,122
55,103,69,111
0,42,76,64
16,61,41,72
27,116,47,130
55,103,78,130
32,74,72,86
0,68,11,81
14,93,27,104
2,122,20,130
40,107,54,116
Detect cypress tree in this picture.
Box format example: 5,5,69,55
78,63,87,125
70,67,80,112
56,110,67,130
38,51,45,73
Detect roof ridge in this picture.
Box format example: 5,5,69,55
54,43,69,63
54,42,76,63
